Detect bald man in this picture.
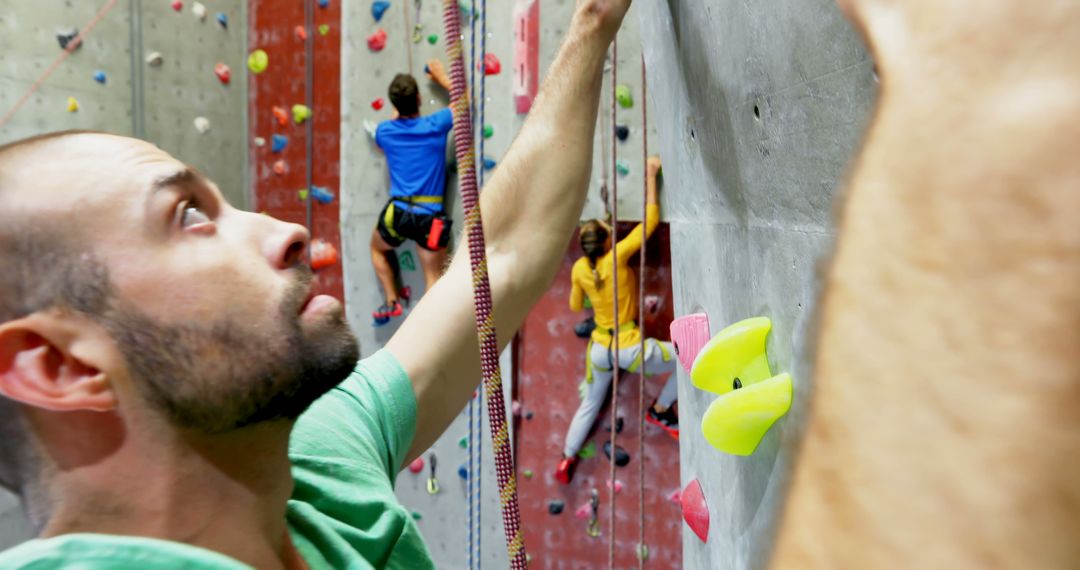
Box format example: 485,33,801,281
0,1,630,567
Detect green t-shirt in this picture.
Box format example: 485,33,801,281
0,350,434,569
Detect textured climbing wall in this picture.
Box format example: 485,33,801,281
0,0,249,549
248,0,342,299
515,226,683,568
636,1,876,568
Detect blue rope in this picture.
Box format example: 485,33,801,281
473,1,487,563
466,4,481,569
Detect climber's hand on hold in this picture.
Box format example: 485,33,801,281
646,156,660,206
426,59,451,92
647,156,662,178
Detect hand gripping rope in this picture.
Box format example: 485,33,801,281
441,1,528,568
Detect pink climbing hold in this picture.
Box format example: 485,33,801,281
408,457,425,474
680,479,710,543
606,479,624,494
574,502,593,520
668,489,681,504
367,28,387,52
171,0,183,12
483,53,501,76
669,313,712,374
371,98,384,111
214,62,231,84
511,400,522,417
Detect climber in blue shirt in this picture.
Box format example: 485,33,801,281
371,59,455,326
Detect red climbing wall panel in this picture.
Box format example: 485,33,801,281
515,224,682,568
248,0,343,300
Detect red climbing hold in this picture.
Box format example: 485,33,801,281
171,0,183,12
670,313,712,374
214,62,231,84
294,25,308,41
680,479,710,543
371,98,384,111
272,106,288,126
483,53,501,76
367,28,387,52
408,457,425,474
310,239,339,270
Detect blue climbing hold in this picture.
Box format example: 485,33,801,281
458,465,469,480
271,134,288,153
372,1,390,22
483,157,496,171
92,70,106,84
318,0,330,7
216,12,228,28
310,186,335,204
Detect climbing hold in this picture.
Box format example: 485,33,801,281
216,12,228,28
547,500,565,515
272,106,289,126
670,313,711,374
411,511,422,521
511,400,522,416
247,49,269,74
271,134,288,153
363,120,378,140
371,98,385,111
606,479,624,494
192,2,207,21
614,125,629,141
318,24,330,36
458,0,473,17
371,1,391,22
457,464,468,480
367,28,388,52
615,159,630,176
66,97,79,113
253,137,266,147
483,53,502,76
398,250,416,271
523,469,534,479
318,0,329,7
292,104,312,124
297,189,308,200
194,117,210,133
56,28,81,51
407,456,425,473
574,502,592,520
577,440,596,459
692,317,793,455
680,479,709,542
294,25,308,41
92,70,106,84
604,417,624,434
310,186,334,204
426,34,438,45
145,52,164,66
482,157,496,170
272,160,286,175
524,411,534,421
214,62,231,84
310,239,339,270
636,544,650,561
668,489,681,504
171,0,183,12
482,124,493,139
458,435,468,449
602,441,630,467
615,84,634,108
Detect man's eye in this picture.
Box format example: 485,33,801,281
181,205,211,228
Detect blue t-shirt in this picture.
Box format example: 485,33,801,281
376,108,454,213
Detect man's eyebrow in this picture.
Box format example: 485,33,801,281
149,168,200,194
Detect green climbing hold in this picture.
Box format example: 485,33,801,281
615,84,633,109
523,469,534,479
318,24,330,35
616,159,630,176
578,440,597,459
427,34,438,45
247,49,269,74
411,511,422,521
297,189,309,200
636,544,650,561
458,435,468,449
482,124,493,139
458,0,472,16
399,250,416,271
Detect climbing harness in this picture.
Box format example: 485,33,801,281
587,488,602,538
441,0,528,568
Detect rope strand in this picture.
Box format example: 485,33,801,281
607,36,620,570
637,53,649,570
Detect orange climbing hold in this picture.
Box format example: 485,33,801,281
272,160,286,175
272,106,288,126
294,25,307,41
310,239,338,270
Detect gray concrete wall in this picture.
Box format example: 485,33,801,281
0,0,248,549
637,1,876,568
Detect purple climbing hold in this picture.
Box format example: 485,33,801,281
310,186,335,204
372,1,391,22
271,134,288,153
547,500,565,515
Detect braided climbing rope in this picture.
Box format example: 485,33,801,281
607,36,622,570
441,1,528,568
637,53,649,570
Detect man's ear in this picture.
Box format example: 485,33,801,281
0,313,117,413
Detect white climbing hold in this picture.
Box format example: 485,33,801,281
254,137,266,147
145,51,164,66
192,2,207,20
193,116,210,134
363,120,377,140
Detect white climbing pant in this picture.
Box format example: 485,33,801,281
563,338,678,458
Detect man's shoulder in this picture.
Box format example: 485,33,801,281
0,535,250,569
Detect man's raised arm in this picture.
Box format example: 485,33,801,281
387,0,631,460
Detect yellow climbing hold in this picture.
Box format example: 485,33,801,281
292,104,311,124
66,96,79,113
247,49,269,74
691,317,793,456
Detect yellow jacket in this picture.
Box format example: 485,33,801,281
570,204,660,348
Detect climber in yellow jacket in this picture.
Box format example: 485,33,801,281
556,156,679,485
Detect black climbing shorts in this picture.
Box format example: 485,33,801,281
376,200,452,251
